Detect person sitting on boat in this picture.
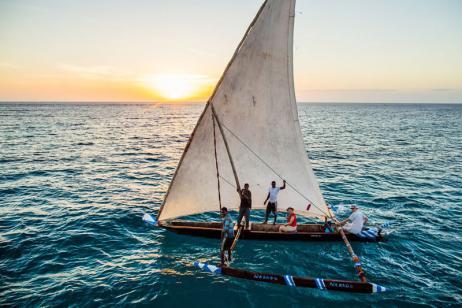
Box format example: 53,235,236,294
263,179,286,225
237,183,252,229
220,207,234,265
279,207,297,233
338,205,368,235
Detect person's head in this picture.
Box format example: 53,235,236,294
350,205,358,212
221,207,228,217
287,207,294,214
271,181,276,188
244,183,249,190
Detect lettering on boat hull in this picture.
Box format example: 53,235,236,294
328,282,354,289
253,274,278,281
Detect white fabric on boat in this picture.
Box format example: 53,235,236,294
158,0,332,221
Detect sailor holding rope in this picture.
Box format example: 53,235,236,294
237,183,252,229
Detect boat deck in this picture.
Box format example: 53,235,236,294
160,220,382,242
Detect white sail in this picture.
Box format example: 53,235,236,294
158,0,333,221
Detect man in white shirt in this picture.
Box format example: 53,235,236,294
263,180,286,224
339,205,368,235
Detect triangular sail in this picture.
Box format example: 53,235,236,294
158,0,332,221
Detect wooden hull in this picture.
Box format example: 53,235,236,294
160,220,383,242
194,262,386,293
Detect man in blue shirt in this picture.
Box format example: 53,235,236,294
220,207,235,265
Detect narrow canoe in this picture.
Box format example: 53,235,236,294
160,220,383,242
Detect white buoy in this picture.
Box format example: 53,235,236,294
142,213,157,226
194,261,222,274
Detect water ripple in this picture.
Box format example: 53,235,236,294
0,103,461,306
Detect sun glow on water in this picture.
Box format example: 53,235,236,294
141,74,214,102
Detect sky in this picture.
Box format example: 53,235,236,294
0,0,461,103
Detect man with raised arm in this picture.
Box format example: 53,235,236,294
237,183,252,229
263,180,286,224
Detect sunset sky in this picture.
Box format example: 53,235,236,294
1,0,461,103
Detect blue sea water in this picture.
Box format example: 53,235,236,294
0,103,461,307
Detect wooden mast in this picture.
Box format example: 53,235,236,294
211,104,241,191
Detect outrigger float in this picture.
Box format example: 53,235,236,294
194,262,386,294
148,0,387,294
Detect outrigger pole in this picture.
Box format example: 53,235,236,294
334,222,368,283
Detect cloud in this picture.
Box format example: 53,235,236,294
307,88,399,92
57,64,133,80
186,48,216,57
0,62,21,69
139,73,216,84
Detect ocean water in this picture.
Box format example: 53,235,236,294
1,103,461,307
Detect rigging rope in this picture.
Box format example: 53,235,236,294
212,114,222,211
219,175,236,190
219,122,333,218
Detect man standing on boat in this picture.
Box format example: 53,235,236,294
237,183,252,229
338,205,368,235
220,207,234,265
263,180,286,224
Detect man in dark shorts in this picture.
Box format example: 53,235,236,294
220,207,234,265
237,183,252,229
263,180,286,224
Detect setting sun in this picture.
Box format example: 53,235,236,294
141,74,215,102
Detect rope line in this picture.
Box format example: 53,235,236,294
220,122,332,218
212,114,222,211
219,175,236,189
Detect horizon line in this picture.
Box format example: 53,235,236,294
0,101,461,105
